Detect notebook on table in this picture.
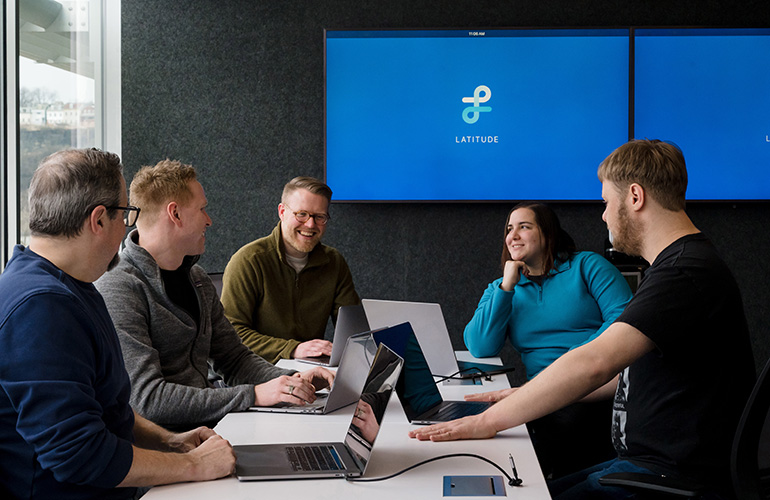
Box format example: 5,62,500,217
372,321,493,425
362,299,515,379
296,304,371,367
249,331,377,415
235,342,403,480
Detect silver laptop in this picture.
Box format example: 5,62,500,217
371,322,493,425
249,331,376,415
235,343,403,480
362,299,515,379
296,304,371,367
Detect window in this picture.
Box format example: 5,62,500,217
1,0,120,268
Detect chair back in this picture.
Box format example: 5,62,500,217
732,356,770,499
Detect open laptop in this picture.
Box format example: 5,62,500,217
235,342,403,480
362,299,515,379
296,304,371,367
372,322,493,425
249,330,377,414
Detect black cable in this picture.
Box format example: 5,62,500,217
432,367,490,384
344,452,522,486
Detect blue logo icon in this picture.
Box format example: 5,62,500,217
462,85,492,124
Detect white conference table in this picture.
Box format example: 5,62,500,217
143,352,551,499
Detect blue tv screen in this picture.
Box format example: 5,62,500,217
634,28,770,201
325,28,631,201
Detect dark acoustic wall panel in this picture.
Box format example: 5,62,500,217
122,0,770,381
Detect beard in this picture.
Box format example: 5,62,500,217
282,224,322,255
286,233,319,254
611,203,644,257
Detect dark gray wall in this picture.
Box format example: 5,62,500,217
122,1,770,383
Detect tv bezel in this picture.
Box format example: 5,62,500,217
323,26,770,204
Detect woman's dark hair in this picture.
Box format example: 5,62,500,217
500,202,576,276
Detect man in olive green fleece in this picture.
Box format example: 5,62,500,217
221,176,360,364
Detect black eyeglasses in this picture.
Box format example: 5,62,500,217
284,204,330,226
106,205,141,227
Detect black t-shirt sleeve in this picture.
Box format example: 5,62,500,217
616,265,702,355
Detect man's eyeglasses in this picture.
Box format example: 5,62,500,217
106,205,141,227
284,204,330,226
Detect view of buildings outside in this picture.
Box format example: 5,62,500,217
18,0,97,244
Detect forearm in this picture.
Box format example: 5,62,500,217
216,345,294,385
210,304,293,384
484,346,615,431
411,323,653,444
121,414,205,486
464,284,512,357
121,417,235,487
132,411,176,451
117,446,201,487
579,374,619,402
484,324,652,432
237,327,300,364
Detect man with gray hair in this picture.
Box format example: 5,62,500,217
222,176,360,364
0,149,234,499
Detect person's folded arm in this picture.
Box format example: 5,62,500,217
463,279,514,358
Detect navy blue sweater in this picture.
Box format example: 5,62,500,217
0,246,135,499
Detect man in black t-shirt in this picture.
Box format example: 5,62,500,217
410,139,755,500
609,232,753,490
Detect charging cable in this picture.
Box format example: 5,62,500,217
432,367,492,384
344,452,523,486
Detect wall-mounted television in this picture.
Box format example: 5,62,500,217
633,28,770,201
325,28,631,201
324,27,770,202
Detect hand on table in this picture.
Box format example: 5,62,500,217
185,434,236,481
408,414,498,442
254,374,318,406
166,426,218,452
292,339,333,358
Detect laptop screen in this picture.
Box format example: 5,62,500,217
361,299,460,377
343,343,403,470
372,322,443,421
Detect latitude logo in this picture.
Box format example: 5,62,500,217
462,85,492,124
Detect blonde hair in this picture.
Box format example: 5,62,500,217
597,139,687,211
130,159,197,224
281,176,332,204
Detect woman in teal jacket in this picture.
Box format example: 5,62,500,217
464,202,633,479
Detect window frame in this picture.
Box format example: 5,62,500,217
1,0,121,270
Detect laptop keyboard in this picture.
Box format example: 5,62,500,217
286,445,342,471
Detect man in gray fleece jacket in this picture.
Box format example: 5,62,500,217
96,159,333,431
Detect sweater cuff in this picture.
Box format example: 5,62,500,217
279,339,302,360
